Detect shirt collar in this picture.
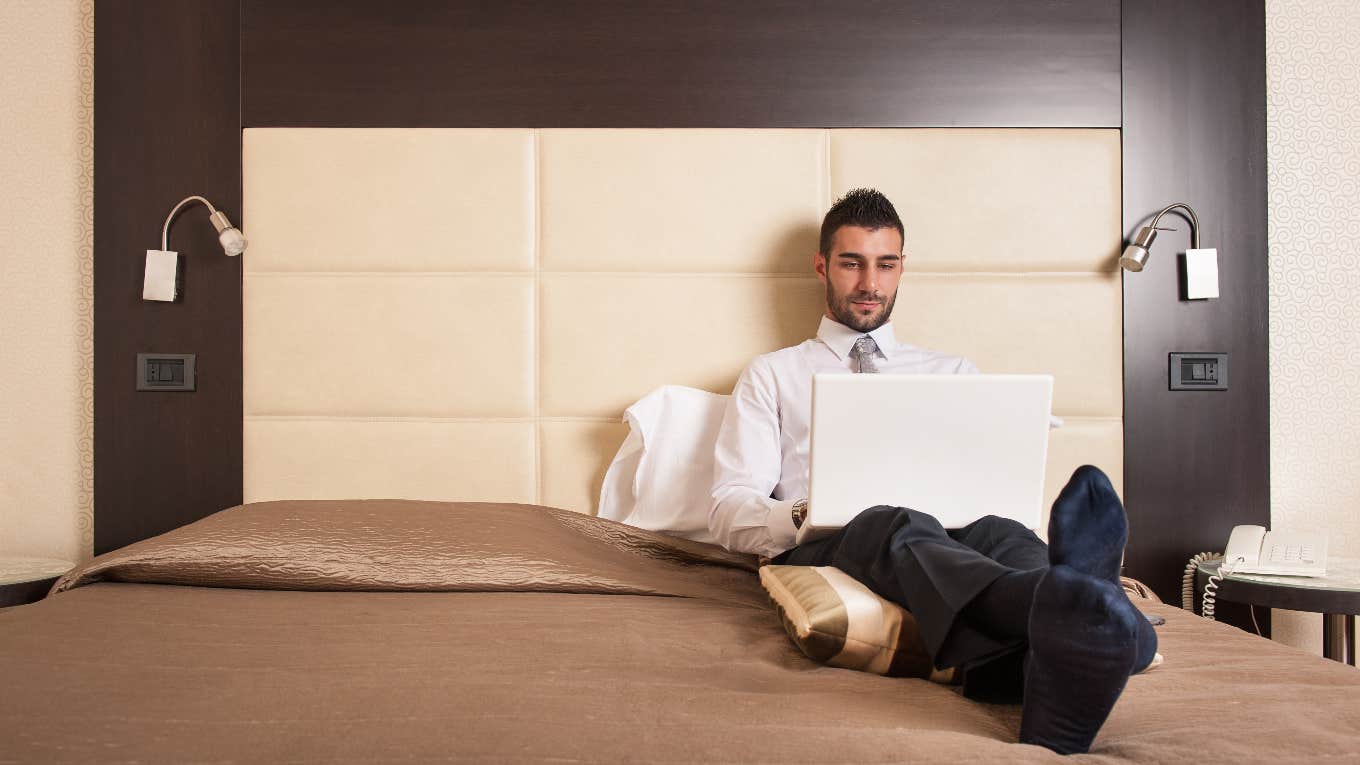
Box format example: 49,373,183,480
816,316,899,361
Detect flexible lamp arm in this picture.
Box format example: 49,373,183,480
163,195,214,250
160,195,247,256
1119,200,1202,272
1148,201,1201,249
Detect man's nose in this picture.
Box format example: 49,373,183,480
858,268,877,293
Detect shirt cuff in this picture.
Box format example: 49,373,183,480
766,497,800,553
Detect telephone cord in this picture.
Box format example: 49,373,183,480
1202,568,1225,620
1185,552,1267,634
1182,551,1222,612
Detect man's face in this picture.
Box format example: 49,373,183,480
814,225,904,333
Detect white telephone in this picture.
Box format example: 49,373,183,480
1222,524,1329,577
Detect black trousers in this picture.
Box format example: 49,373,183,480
772,505,1048,685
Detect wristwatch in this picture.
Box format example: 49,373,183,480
791,499,809,530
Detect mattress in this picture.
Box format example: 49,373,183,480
3,500,1358,763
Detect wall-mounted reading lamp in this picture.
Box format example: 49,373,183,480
1119,201,1218,300
143,195,248,302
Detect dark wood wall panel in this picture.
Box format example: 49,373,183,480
94,0,243,554
242,0,1121,128
96,0,1270,639
1120,0,1270,620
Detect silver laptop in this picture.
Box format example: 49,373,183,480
796,374,1053,545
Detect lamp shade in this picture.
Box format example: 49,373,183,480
218,227,248,256
1120,244,1149,272
1119,226,1160,272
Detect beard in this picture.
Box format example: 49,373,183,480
826,281,897,333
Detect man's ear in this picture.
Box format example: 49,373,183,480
813,252,827,284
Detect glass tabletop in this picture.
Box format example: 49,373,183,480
1203,557,1360,593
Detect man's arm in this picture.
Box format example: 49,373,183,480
709,357,800,559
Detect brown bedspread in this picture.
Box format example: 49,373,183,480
5,500,1360,763
50,500,762,601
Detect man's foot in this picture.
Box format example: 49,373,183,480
1047,465,1160,676
1048,465,1126,585
1020,565,1152,755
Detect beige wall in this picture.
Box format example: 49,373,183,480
0,0,93,562
1267,0,1360,653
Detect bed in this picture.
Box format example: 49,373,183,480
6,499,1360,762
26,6,1320,754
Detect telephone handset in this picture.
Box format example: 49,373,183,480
1222,524,1328,578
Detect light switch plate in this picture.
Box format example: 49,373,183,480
143,249,180,302
1184,248,1219,300
136,353,196,391
1169,352,1228,391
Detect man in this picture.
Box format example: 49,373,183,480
709,188,1157,755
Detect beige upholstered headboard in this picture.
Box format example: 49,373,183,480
242,128,1122,534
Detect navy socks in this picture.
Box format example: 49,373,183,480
1047,464,1159,675
1020,565,1143,755
1017,465,1159,754
1048,465,1126,585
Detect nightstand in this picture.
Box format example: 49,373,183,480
1195,558,1360,665
0,557,75,608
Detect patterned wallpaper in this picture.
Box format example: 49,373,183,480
0,0,93,562
1267,0,1360,654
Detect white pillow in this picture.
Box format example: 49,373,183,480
598,386,729,545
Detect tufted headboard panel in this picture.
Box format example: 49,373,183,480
242,127,1122,532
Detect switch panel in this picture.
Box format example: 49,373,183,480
136,353,196,391
1169,352,1227,391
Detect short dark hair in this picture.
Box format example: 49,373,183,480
818,188,904,256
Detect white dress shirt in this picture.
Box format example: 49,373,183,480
709,316,979,558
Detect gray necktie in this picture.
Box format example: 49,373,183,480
850,335,880,374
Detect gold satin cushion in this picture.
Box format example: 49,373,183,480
759,564,957,683
1121,575,1162,603
759,566,1165,681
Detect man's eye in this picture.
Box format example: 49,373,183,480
880,263,897,270
842,262,860,269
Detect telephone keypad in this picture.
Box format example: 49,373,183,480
1267,544,1315,564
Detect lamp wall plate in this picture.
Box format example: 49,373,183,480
1184,247,1219,300
142,249,181,302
